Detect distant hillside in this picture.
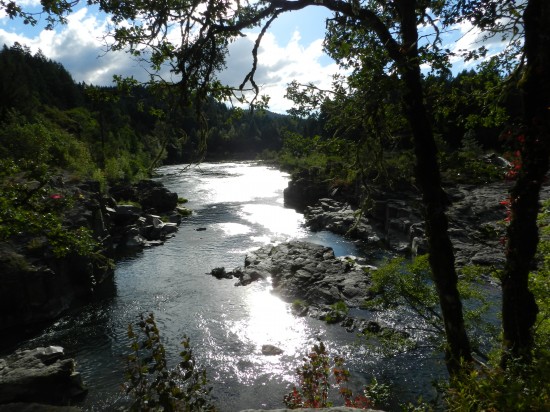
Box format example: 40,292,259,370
0,42,309,171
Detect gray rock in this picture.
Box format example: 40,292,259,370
261,345,284,356
234,268,267,286
210,267,233,280
124,234,147,248
297,179,550,269
283,168,328,211
411,236,428,257
231,241,372,307
0,346,87,405
144,214,163,228
160,222,178,236
113,204,142,225
136,180,178,213
304,198,416,251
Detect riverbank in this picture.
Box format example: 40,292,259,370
1,176,184,342
0,175,186,408
284,169,550,268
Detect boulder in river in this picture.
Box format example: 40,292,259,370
304,198,383,246
222,241,390,334
0,346,87,406
232,241,373,307
210,267,234,280
261,345,284,356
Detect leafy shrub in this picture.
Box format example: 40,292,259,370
444,357,550,411
443,200,550,411
324,301,349,324
291,299,309,316
124,313,215,412
440,130,503,184
283,340,388,409
0,112,96,179
364,255,496,357
0,161,98,258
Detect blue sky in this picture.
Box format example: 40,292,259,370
0,2,503,113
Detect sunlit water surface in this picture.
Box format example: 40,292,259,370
17,162,445,411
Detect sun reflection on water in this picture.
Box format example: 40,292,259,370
214,222,252,236
240,204,307,237
226,280,311,380
197,164,291,204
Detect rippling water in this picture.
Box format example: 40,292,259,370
17,161,445,411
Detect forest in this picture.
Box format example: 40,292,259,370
0,0,549,411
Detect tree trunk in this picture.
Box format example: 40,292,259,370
396,0,472,376
501,0,550,366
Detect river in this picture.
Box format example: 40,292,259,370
17,161,445,411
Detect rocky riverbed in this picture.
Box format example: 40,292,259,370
301,180,550,268
210,176,550,339
211,241,386,335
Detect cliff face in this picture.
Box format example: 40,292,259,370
0,178,183,340
283,171,550,268
0,242,107,337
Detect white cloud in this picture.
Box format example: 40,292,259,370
445,19,513,72
0,6,152,86
220,30,339,113
0,6,338,113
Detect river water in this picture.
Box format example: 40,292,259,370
17,161,445,411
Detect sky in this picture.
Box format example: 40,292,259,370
0,1,505,113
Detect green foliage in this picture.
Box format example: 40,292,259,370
0,43,294,184
283,341,386,409
176,207,192,217
442,200,550,411
0,161,98,258
291,299,308,311
382,150,416,186
440,129,504,184
277,131,364,191
531,199,550,349
364,256,496,357
324,301,349,324
0,113,96,179
284,341,332,409
444,357,550,411
91,168,107,193
124,313,215,412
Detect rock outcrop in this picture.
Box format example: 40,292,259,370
110,179,178,213
0,242,104,336
216,241,384,334
298,180,550,268
236,241,372,307
283,168,329,212
0,346,86,407
0,177,185,336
